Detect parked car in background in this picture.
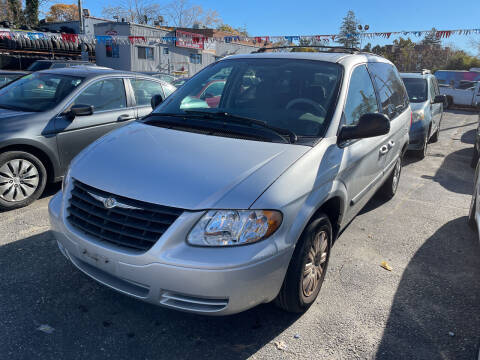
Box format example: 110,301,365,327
435,69,480,109
172,77,190,88
50,50,411,316
0,70,28,87
180,79,226,109
401,71,445,159
0,67,173,210
27,60,95,71
141,72,176,84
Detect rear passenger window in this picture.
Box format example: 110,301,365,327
131,79,165,107
368,62,409,120
344,65,379,126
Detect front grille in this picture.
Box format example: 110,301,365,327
67,180,183,252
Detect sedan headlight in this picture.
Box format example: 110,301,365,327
187,210,282,246
412,110,425,122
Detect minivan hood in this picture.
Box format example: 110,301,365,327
71,122,311,210
410,102,428,112
0,108,34,119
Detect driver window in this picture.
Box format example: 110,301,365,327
344,65,379,126
73,78,126,113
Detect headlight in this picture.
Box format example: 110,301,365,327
187,210,283,246
412,110,425,122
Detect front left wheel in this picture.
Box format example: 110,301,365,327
275,214,332,313
0,151,47,211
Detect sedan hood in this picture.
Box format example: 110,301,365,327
71,122,311,210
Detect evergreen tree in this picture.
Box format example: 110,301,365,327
25,0,39,27
7,0,22,26
422,28,441,47
337,10,360,48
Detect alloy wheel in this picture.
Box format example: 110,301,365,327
0,159,39,202
302,230,329,297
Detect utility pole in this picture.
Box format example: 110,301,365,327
78,0,84,35
78,0,88,61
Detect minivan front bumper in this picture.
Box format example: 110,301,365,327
49,191,293,315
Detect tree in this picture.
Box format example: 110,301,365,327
216,23,248,36
46,3,78,22
422,28,441,47
337,10,359,48
163,0,220,28
362,42,372,52
7,0,22,26
102,0,221,27
25,0,39,26
102,0,163,25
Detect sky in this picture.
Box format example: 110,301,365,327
78,0,480,54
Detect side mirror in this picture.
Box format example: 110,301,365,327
151,94,163,109
433,94,446,104
65,104,93,120
338,113,390,143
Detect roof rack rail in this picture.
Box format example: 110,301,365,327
253,45,360,54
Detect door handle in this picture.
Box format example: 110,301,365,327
379,145,389,155
117,114,134,122
388,140,395,148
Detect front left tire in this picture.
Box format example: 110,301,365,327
0,151,47,211
275,214,332,313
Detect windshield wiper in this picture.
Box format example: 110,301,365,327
183,110,298,143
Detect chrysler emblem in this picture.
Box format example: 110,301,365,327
103,197,117,209
86,191,142,211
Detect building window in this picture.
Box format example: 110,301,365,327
106,41,119,58
138,47,154,60
190,53,202,64
163,47,169,55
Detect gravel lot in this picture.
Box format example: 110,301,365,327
1,110,479,360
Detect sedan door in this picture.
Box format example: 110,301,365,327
129,78,167,118
55,77,136,171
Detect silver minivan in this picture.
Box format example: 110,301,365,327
49,50,411,315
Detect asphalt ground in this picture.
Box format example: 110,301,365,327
0,110,479,360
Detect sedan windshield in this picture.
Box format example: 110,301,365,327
402,78,428,103
0,72,84,112
153,58,342,141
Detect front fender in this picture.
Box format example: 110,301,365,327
0,137,61,179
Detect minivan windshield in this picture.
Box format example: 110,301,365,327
0,72,84,112
152,58,342,141
402,77,428,103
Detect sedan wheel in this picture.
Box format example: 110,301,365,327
0,159,39,202
0,151,47,210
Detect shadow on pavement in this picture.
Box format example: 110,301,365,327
0,231,300,360
461,129,476,145
376,217,480,359
421,147,474,195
